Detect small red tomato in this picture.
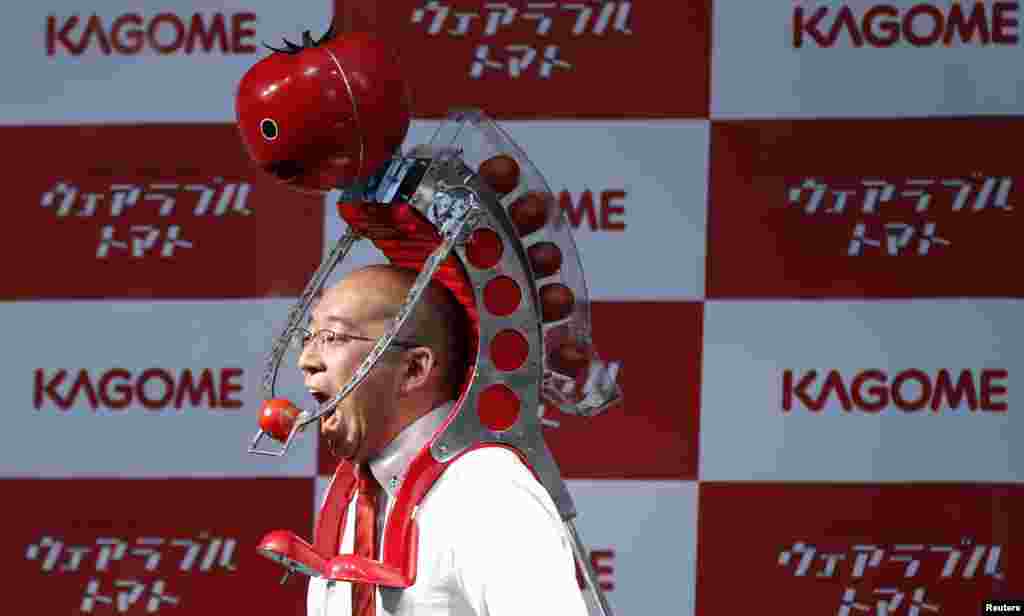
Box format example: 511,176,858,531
258,399,301,442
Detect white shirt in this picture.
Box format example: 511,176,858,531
307,402,588,616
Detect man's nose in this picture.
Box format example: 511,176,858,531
297,341,324,375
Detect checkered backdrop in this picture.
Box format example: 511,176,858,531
3,1,1020,614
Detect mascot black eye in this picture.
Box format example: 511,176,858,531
260,118,279,141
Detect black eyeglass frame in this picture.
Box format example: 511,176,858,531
291,326,421,352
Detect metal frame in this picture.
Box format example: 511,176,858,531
249,128,616,616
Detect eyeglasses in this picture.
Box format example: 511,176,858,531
290,327,420,353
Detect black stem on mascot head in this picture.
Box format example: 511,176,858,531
262,22,338,55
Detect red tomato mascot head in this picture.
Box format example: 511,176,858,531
235,25,412,195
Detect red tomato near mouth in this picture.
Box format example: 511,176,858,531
258,398,301,442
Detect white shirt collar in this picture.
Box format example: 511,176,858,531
368,401,453,498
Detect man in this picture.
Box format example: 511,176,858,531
300,263,589,616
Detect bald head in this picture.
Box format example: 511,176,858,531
316,264,467,397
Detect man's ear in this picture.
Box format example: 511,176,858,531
399,346,436,396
